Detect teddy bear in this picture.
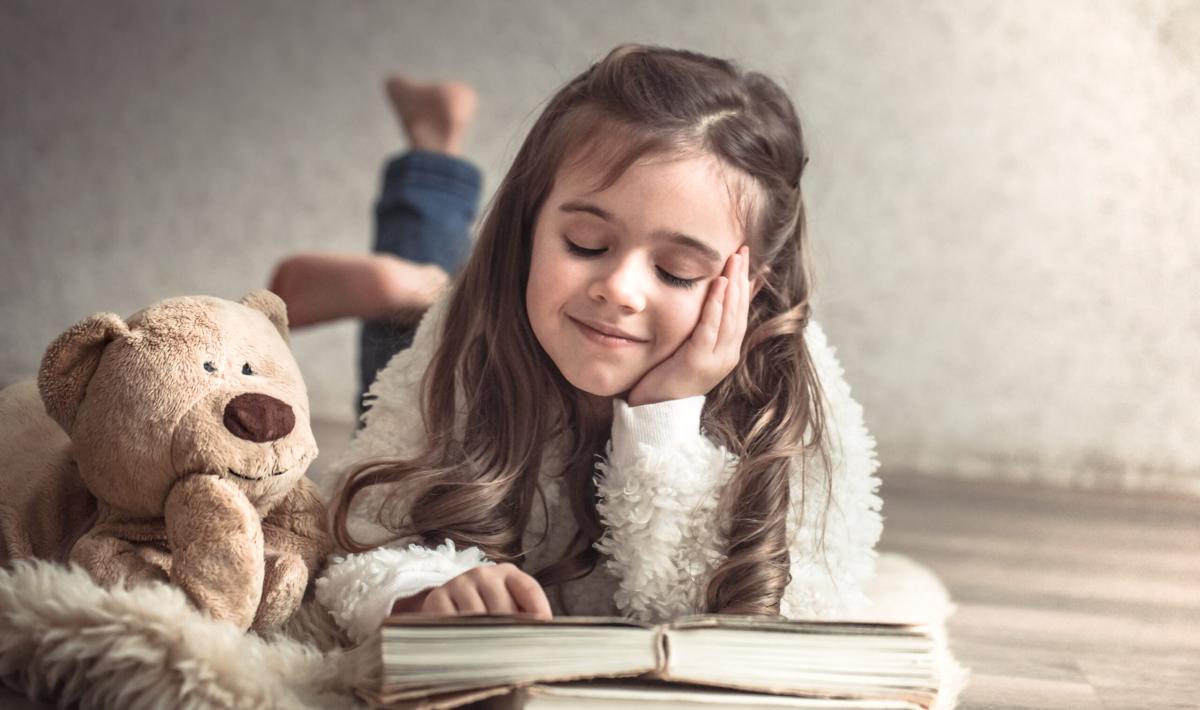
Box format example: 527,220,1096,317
0,290,333,633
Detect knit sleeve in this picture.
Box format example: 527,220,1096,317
592,320,882,622
309,293,492,643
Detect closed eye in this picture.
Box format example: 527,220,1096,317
656,268,698,289
563,236,699,290
564,238,604,258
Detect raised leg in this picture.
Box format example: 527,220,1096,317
360,76,482,402
266,76,482,409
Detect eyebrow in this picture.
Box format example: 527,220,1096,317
559,199,723,264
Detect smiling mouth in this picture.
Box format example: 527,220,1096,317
570,317,646,345
227,468,289,481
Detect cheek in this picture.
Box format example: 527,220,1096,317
525,245,566,350
652,290,707,352
527,243,588,315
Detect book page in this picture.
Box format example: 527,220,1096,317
377,618,658,699
501,681,925,710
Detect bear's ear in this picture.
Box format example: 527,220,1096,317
240,289,290,344
38,312,131,433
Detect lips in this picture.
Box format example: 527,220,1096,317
570,317,647,343
573,316,648,343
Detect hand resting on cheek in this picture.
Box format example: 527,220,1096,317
626,245,753,407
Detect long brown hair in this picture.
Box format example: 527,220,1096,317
333,44,829,616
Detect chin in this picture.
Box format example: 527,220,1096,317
563,367,635,399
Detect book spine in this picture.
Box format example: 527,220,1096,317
651,625,669,677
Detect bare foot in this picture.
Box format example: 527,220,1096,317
268,252,449,329
385,75,478,155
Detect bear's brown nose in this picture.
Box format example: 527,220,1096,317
223,393,295,443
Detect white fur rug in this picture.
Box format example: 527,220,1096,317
0,553,964,709
0,561,372,709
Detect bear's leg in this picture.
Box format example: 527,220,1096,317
251,552,308,632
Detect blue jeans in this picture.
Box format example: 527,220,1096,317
359,150,482,408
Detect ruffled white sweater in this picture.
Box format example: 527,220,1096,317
312,295,883,644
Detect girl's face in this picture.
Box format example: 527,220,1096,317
526,149,751,399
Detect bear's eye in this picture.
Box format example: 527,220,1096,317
241,363,254,376
203,361,217,373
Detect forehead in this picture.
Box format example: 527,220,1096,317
551,147,756,250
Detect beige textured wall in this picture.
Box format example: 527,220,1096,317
2,1,1197,493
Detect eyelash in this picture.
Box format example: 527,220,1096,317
563,238,699,290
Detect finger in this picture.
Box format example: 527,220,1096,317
736,247,751,340
504,571,553,619
730,247,751,348
446,580,488,615
720,249,752,360
478,579,518,616
715,252,743,353
695,276,728,353
391,588,433,614
421,588,458,616
723,246,739,278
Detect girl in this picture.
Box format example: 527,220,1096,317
308,44,882,644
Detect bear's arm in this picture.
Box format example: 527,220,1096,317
261,476,333,573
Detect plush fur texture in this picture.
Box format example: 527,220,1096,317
0,560,366,709
0,291,332,633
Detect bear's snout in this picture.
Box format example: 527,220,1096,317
223,393,295,443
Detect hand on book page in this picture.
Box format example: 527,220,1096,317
390,562,553,619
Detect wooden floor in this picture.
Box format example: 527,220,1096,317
878,472,1199,709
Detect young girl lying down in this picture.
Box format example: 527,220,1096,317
302,44,882,644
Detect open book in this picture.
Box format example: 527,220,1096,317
357,614,960,709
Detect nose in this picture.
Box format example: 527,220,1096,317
223,393,295,443
587,257,646,313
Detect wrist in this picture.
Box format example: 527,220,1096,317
625,385,693,408
611,395,706,451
